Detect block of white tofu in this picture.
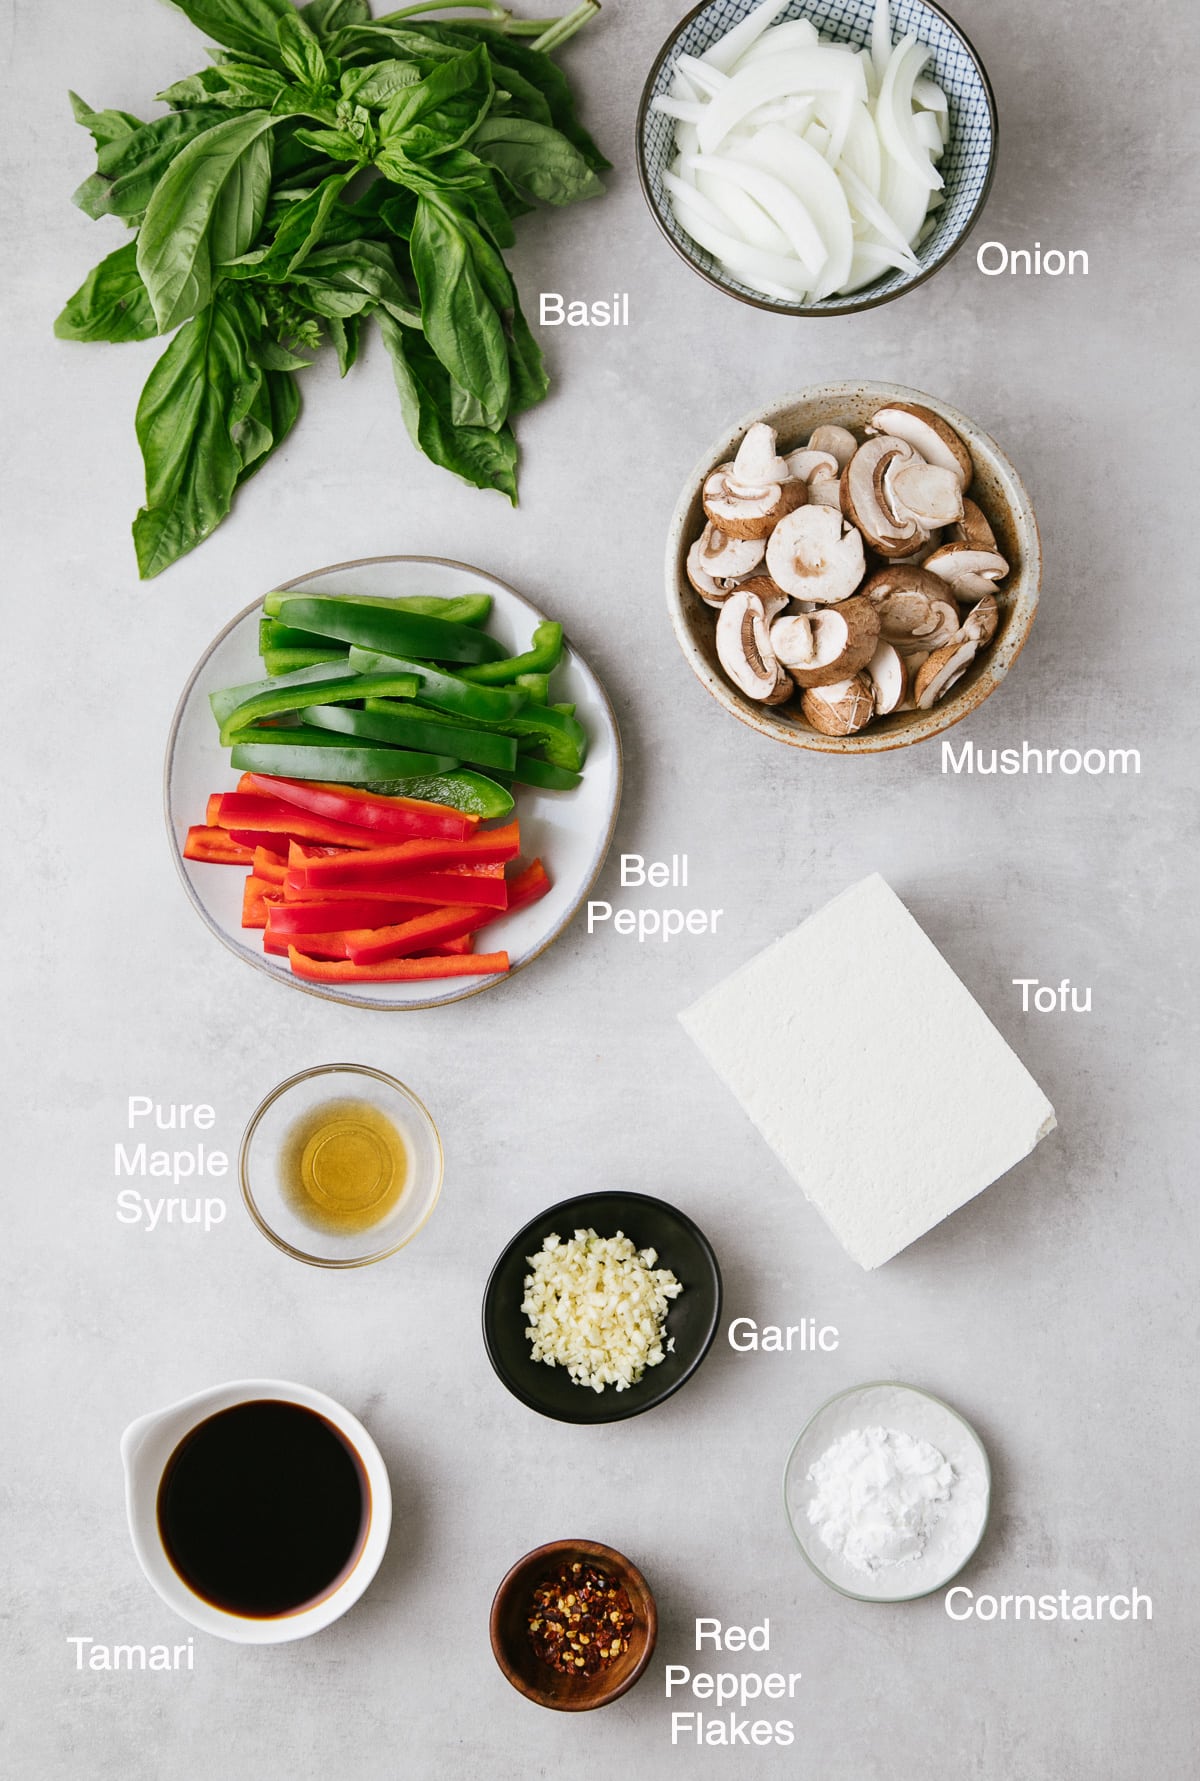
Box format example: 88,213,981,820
678,874,1056,1269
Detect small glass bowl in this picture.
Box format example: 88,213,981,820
240,1065,443,1268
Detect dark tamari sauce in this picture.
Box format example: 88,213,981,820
157,1400,369,1618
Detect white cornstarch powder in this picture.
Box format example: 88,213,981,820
522,1228,683,1392
806,1427,957,1573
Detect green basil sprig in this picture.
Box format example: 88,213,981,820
56,0,605,577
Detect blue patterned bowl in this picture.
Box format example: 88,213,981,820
637,0,997,315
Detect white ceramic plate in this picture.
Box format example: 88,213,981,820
783,1381,991,1602
165,556,622,1010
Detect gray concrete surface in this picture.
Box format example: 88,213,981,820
3,0,1197,1775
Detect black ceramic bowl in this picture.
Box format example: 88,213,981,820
482,1192,723,1425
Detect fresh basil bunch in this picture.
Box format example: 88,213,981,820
56,0,607,577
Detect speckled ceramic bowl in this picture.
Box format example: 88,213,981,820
665,382,1041,754
637,0,998,316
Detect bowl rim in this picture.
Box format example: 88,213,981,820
781,1379,992,1602
635,0,1000,317
239,1062,444,1268
665,379,1042,753
481,1189,724,1424
489,1537,659,1710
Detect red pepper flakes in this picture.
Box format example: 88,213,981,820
526,1561,635,1676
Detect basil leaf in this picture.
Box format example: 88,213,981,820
55,242,158,344
69,91,143,151
330,24,460,65
463,35,611,172
293,240,420,326
157,63,289,111
326,313,361,376
472,117,604,206
377,43,493,159
132,299,259,577
72,109,220,223
248,336,314,371
409,194,509,430
224,168,352,278
137,111,282,332
165,0,297,69
377,311,517,504
275,11,330,88
235,365,302,481
301,0,370,38
342,59,421,107
292,125,369,162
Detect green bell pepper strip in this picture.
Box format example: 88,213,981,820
494,755,584,792
363,694,586,773
515,672,549,705
347,648,527,722
259,619,349,653
458,621,563,684
209,658,363,726
272,597,508,666
299,703,518,774
229,740,459,782
362,771,513,820
263,647,346,676
217,672,423,747
263,591,493,627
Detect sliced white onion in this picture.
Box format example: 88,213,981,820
838,99,882,197
676,53,731,98
913,109,945,159
877,33,941,190
731,17,821,69
696,168,792,254
699,0,792,75
736,124,854,299
685,151,829,279
696,49,868,155
666,187,813,297
837,161,920,267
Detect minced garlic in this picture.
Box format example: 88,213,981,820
522,1228,683,1393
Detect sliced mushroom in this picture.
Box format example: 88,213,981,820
686,525,766,605
801,674,875,735
770,595,879,687
766,504,866,604
736,573,791,624
861,565,963,655
867,401,973,489
841,436,918,555
782,448,842,507
702,423,804,539
959,591,999,646
882,453,964,530
914,635,979,708
952,497,997,552
865,641,907,714
890,528,944,567
807,423,858,470
716,588,793,705
923,542,1009,600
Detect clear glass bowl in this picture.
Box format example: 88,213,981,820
240,1065,443,1268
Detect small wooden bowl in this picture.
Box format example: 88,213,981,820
665,382,1042,754
489,1539,657,1711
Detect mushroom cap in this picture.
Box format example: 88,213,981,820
865,640,908,715
687,524,766,603
806,424,858,471
861,565,963,654
716,587,794,705
883,455,965,531
771,595,879,687
703,466,805,539
800,674,875,735
731,420,791,488
914,635,979,708
840,436,923,556
952,497,998,552
959,591,999,646
923,542,1010,599
868,402,974,489
736,573,791,623
766,504,866,604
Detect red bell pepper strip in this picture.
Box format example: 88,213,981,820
215,794,380,850
239,773,476,840
205,794,224,829
268,898,428,938
428,934,477,955
502,858,552,917
241,875,278,929
264,919,350,960
290,818,520,887
286,864,509,909
184,825,255,866
252,847,288,886
345,904,493,966
288,947,509,983
227,830,296,854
